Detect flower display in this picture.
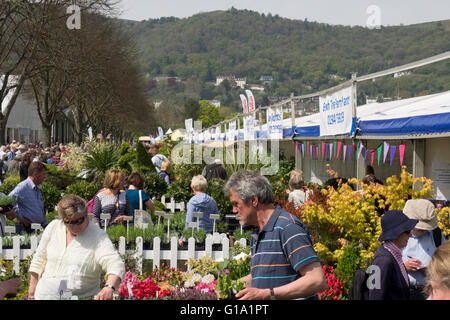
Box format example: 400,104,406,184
318,266,345,300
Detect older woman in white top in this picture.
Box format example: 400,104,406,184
27,194,125,300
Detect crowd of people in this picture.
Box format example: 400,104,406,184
0,140,448,301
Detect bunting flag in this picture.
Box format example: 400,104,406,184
325,144,328,160
370,149,375,167
319,143,322,159
353,144,357,151
358,142,364,160
399,143,406,166
303,142,306,157
356,141,361,156
333,141,337,158
296,142,299,154
377,144,383,166
348,145,353,162
316,145,319,159
329,143,333,161
322,142,326,160
364,149,368,163
343,145,347,162
310,145,313,159
383,141,389,164
390,145,397,166
337,141,342,159
307,141,310,156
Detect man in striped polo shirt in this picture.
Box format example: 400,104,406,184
224,170,326,300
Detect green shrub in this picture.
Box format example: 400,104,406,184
164,178,192,203
65,180,102,202
83,143,120,183
46,210,59,224
40,182,63,213
232,228,252,243
0,175,20,195
142,171,168,200
135,141,154,173
44,165,78,190
335,241,361,295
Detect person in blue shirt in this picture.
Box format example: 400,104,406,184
181,175,219,239
9,161,47,234
158,160,171,186
402,199,445,300
125,172,154,224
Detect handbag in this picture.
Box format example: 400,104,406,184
134,190,153,228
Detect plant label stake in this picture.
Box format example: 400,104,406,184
189,222,197,238
210,214,220,234
100,213,111,231
122,216,133,242
5,226,15,236
193,212,203,231
164,213,174,240
31,223,41,236
155,211,165,226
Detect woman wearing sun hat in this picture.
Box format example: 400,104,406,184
402,199,445,300
369,210,418,300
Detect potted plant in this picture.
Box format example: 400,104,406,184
0,195,16,213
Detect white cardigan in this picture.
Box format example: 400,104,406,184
30,219,125,299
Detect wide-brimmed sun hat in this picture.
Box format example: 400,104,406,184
403,199,438,231
379,210,418,242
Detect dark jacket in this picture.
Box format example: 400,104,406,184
203,163,227,180
369,245,410,300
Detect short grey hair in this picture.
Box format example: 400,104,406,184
223,170,274,205
191,175,207,192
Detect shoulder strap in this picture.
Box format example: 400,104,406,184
139,190,143,210
432,228,442,247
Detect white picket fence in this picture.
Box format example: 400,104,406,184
159,196,185,213
0,234,248,274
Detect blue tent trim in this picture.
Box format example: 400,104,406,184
358,112,450,136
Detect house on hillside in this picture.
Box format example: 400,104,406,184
259,75,273,85
215,75,246,89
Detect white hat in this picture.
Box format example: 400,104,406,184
403,199,438,230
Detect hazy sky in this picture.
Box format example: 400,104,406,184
118,0,450,26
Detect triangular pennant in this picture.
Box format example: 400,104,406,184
322,142,325,160
333,141,337,158
383,141,389,164
370,150,375,167
337,141,342,159
390,145,396,166
343,145,347,162
399,143,406,166
356,141,361,155
358,142,364,160
325,143,328,160
303,142,307,157
364,149,368,163
307,141,310,156
316,145,319,159
348,145,352,162
296,142,299,154
310,145,313,158
377,144,383,166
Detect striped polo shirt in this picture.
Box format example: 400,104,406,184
250,206,320,290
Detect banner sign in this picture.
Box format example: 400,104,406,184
319,85,353,136
185,119,193,132
227,120,237,141
244,115,256,140
240,94,248,113
267,106,283,140
245,90,256,112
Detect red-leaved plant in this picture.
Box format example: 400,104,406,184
318,266,345,300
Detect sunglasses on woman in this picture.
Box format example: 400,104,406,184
63,216,85,225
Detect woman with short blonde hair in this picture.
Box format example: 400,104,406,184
425,241,450,300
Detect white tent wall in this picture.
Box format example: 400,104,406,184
425,137,450,200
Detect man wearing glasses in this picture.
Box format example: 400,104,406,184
9,161,47,234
